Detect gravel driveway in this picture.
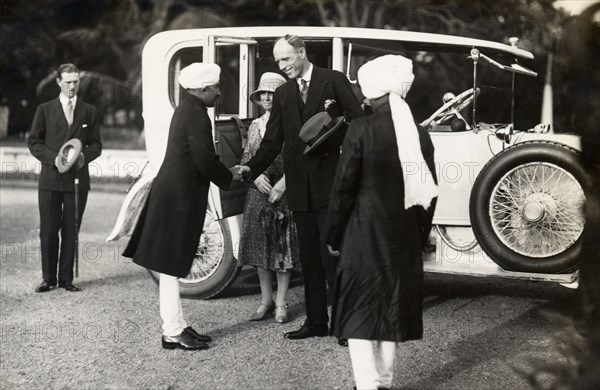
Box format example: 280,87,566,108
0,185,575,389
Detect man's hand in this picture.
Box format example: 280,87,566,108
254,174,272,194
75,153,85,170
231,165,251,182
55,154,72,173
55,155,63,172
327,244,340,257
229,167,242,182
55,149,84,173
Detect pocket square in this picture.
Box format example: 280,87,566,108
83,124,88,128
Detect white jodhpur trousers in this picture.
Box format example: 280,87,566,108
348,339,397,390
159,273,187,336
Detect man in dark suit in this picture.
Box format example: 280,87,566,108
234,35,364,343
28,63,102,293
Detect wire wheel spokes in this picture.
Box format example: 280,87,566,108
489,162,585,258
181,212,225,284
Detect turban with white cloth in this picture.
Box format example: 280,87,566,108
358,55,438,210
179,63,221,89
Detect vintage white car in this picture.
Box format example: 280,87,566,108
107,27,587,298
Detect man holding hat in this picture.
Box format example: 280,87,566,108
123,62,234,351
323,55,438,389
28,63,102,293
234,35,364,344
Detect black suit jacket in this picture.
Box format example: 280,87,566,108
28,97,102,192
246,66,364,211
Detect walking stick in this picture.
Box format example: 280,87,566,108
74,168,79,278
58,139,83,279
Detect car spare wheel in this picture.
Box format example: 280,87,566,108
470,141,587,273
149,210,240,298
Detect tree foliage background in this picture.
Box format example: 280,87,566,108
0,0,584,134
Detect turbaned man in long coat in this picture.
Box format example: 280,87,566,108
324,55,438,390
123,63,233,351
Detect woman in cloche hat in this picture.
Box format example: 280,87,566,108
238,72,300,323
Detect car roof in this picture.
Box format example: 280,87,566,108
146,26,534,59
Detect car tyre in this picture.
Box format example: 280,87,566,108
470,141,588,273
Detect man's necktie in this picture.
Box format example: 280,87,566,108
66,99,74,126
299,79,308,104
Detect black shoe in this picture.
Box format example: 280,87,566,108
337,337,348,347
284,324,328,340
183,326,212,342
59,282,81,292
162,332,209,350
35,281,55,293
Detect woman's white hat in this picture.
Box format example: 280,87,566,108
250,72,286,103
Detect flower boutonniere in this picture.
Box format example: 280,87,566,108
324,99,342,117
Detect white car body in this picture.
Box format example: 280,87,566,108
109,27,584,298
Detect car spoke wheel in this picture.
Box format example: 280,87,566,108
470,141,588,273
490,162,584,258
149,210,240,298
181,211,225,284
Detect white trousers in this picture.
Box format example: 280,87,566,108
348,339,397,390
159,273,187,336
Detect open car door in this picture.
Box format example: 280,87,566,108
204,36,258,220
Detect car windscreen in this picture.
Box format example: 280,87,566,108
344,40,536,128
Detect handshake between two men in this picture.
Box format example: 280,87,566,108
229,165,251,183
228,165,339,255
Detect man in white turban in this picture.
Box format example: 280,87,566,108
324,55,438,389
358,54,438,209
179,62,220,89
124,63,235,351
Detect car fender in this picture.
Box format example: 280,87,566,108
512,132,581,151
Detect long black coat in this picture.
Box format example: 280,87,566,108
324,101,437,342
28,97,102,192
246,66,364,211
123,91,232,277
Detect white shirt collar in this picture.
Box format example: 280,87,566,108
297,63,313,87
59,94,77,106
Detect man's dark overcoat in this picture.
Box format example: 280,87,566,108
28,97,102,192
123,90,232,278
324,101,437,342
246,66,364,211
